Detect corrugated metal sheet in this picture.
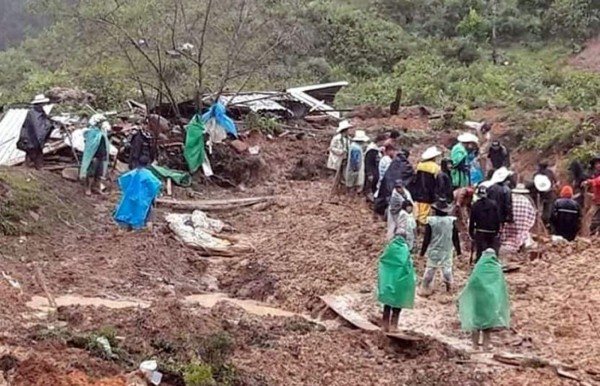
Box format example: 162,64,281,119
287,81,349,119
220,93,289,112
0,109,29,166
0,105,55,166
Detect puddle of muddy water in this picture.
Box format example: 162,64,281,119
26,295,151,310
183,293,299,317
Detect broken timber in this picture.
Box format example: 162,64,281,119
157,196,276,211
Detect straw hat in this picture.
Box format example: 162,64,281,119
31,94,50,105
89,114,107,127
336,120,353,133
421,146,442,161
457,132,479,144
512,184,530,194
533,174,552,192
352,130,370,142
491,167,513,184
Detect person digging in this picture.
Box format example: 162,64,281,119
377,236,416,333
419,198,461,295
459,248,511,351
80,114,110,196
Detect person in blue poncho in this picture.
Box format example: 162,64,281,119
113,155,162,230
79,114,110,196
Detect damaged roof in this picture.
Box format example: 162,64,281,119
220,93,289,113
0,109,29,166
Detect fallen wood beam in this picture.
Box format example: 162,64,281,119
157,196,276,211
33,264,57,308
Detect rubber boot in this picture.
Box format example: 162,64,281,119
482,330,492,351
389,309,401,333
471,331,480,349
445,281,452,293
382,306,391,332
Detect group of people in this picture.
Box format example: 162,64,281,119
326,118,599,348
18,94,162,231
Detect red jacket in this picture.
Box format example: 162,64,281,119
587,176,600,204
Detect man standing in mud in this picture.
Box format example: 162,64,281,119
17,94,53,170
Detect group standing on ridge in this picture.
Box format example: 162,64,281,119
327,118,594,348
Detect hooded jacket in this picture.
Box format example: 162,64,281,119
412,161,440,203
469,197,501,238
374,153,415,215
487,183,513,224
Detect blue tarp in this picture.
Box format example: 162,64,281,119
202,102,238,137
113,168,162,230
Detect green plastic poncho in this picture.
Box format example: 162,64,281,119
451,142,469,188
150,164,192,187
79,126,110,180
377,238,416,309
184,114,205,174
459,249,511,331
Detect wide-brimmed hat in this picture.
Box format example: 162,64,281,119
31,94,50,105
352,130,370,142
476,184,488,198
421,146,442,161
534,174,552,192
491,167,513,184
512,184,530,194
89,114,107,127
457,132,479,144
336,120,353,133
432,199,452,213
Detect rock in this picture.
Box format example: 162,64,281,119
230,139,249,153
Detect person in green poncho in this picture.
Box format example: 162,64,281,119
459,248,511,350
80,114,110,196
377,237,416,332
451,133,479,189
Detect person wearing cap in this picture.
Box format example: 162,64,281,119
419,199,462,294
469,185,501,261
344,130,370,194
487,141,510,171
387,199,417,249
327,120,352,172
500,184,537,253
550,185,581,241
387,180,415,239
412,146,442,224
17,94,53,170
487,167,514,225
80,114,111,196
364,134,387,200
451,133,479,189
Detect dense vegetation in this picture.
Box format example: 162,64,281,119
0,0,599,115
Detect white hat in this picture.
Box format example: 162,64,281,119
491,167,513,184
352,130,370,142
31,94,50,105
512,183,530,194
421,146,442,161
534,174,552,192
89,114,107,126
336,120,353,133
457,132,479,144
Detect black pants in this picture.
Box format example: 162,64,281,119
25,148,43,170
474,231,499,262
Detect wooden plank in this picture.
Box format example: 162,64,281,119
320,294,380,332
385,332,423,342
157,196,276,211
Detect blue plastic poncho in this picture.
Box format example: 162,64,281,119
202,102,237,139
79,126,110,180
113,168,162,230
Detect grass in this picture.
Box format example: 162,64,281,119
0,170,46,235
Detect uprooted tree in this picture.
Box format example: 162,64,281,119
27,0,299,115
